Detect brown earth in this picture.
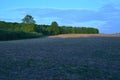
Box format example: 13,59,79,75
49,34,120,38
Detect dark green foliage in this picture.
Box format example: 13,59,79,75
0,21,36,33
20,23,36,32
0,29,42,41
50,21,60,35
59,26,99,34
0,20,99,41
34,22,99,36
22,15,36,24
0,21,99,36
34,25,51,35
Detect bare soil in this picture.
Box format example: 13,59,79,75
49,34,120,38
0,36,120,80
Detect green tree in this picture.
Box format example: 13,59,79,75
20,23,35,32
22,15,36,24
51,21,59,35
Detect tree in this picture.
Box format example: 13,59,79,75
50,21,59,35
20,23,35,32
22,15,36,24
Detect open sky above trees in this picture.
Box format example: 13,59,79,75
0,0,120,33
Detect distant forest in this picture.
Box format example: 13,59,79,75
0,15,99,40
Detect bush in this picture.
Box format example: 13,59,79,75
0,29,43,41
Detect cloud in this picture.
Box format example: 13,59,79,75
98,4,120,33
13,8,103,24
1,3,120,33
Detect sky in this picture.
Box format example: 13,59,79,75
0,0,120,33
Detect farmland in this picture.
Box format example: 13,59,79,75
0,35,120,80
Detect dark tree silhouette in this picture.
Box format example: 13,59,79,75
22,15,36,24
51,21,59,35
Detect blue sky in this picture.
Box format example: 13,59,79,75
0,0,120,33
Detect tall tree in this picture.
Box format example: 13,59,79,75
51,21,59,35
22,15,36,24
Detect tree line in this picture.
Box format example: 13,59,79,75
0,15,99,40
